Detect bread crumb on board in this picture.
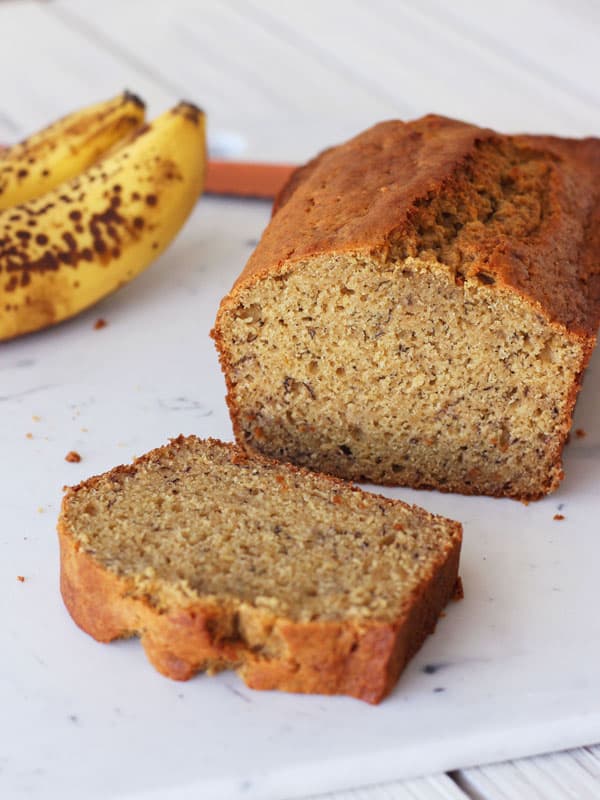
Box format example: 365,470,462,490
32,415,41,422
94,318,108,330
65,451,82,463
16,575,25,582
575,428,586,439
25,432,33,439
554,513,565,521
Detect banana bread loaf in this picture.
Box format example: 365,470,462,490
212,115,600,500
58,435,462,704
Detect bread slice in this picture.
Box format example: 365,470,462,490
212,115,600,500
58,435,462,704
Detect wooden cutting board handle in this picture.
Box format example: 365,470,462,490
205,160,296,199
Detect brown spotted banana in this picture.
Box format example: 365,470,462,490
0,101,206,341
0,92,146,211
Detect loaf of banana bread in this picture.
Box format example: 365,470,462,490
212,115,600,500
58,435,462,703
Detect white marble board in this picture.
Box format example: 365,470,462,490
1,193,599,800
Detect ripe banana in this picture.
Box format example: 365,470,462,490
0,92,146,211
0,102,206,341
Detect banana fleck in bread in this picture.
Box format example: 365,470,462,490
58,435,462,704
212,115,600,500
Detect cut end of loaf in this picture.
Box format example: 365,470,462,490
216,254,584,500
58,436,462,703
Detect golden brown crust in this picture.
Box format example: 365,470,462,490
223,117,478,296
58,437,462,704
218,115,600,341
59,519,461,703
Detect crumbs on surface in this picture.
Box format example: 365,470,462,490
16,575,25,582
575,428,586,439
25,432,33,439
94,318,107,330
65,450,82,463
32,414,41,422
553,513,565,521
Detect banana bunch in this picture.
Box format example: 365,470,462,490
0,92,206,341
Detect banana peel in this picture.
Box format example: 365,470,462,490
0,100,206,341
0,92,146,211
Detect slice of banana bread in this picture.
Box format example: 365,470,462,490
58,435,462,704
212,115,600,500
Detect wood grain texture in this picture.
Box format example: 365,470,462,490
313,773,469,799
0,1,172,141
403,0,600,111
50,0,398,161
231,0,600,136
457,745,600,799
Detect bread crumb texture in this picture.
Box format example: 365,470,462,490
58,436,462,702
61,437,459,621
213,116,600,501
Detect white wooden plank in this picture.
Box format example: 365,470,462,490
406,0,600,108
584,743,600,768
456,745,600,799
0,0,242,158
559,0,600,27
4,0,597,154
236,0,600,136
0,0,172,141
52,0,399,162
310,773,469,799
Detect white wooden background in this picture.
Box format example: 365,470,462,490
1,0,599,798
